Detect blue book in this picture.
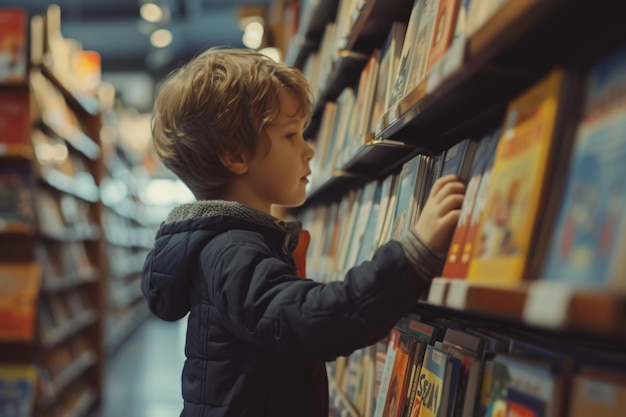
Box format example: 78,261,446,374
541,44,626,288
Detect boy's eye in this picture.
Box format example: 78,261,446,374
286,132,298,140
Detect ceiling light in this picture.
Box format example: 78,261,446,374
150,29,173,48
140,3,163,23
242,21,264,50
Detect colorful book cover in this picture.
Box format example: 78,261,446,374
426,0,461,74
391,155,422,241
0,263,40,341
441,134,496,278
453,130,500,278
0,363,36,417
487,354,557,417
0,92,30,149
413,345,449,417
467,69,564,284
0,8,28,85
387,0,425,111
568,374,626,416
374,329,402,417
382,331,417,417
541,44,626,289
0,165,36,228
405,0,441,97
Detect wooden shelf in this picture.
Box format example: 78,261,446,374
425,278,626,339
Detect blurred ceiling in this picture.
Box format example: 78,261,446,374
5,0,273,110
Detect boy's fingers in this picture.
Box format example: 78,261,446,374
437,194,465,215
430,175,461,197
432,181,466,203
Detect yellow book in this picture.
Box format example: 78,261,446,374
467,68,564,285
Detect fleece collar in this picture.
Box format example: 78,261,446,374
164,200,303,254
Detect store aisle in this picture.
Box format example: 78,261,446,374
89,317,186,417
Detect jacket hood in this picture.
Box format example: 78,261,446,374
141,200,302,321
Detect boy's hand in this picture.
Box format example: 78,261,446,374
414,175,466,253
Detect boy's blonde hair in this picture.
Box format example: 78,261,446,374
152,47,312,200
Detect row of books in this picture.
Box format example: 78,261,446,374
303,38,626,294
0,6,102,98
331,313,626,417
305,0,513,188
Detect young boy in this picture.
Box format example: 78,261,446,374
142,47,465,417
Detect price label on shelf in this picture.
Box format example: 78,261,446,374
446,280,469,310
523,281,573,328
428,278,448,305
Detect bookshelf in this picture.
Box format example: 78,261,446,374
281,0,626,415
0,6,108,417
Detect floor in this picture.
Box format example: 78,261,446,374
89,318,187,417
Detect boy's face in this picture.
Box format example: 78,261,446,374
244,89,314,211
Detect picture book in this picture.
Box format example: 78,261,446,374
355,181,385,264
467,69,565,284
0,164,36,230
345,49,380,163
382,331,418,417
0,92,30,151
0,363,36,417
541,43,626,290
373,22,407,134
568,373,626,416
0,8,28,85
373,328,402,417
390,154,423,241
409,154,434,226
412,344,449,417
404,0,441,99
344,180,378,269
426,0,461,75
441,133,497,278
449,130,500,278
441,0,472,79
387,0,425,114
439,137,478,182
0,263,40,341
487,353,561,417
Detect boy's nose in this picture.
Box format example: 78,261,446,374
304,141,315,160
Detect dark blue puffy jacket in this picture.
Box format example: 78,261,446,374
141,201,441,417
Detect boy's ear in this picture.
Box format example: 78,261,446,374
219,149,249,175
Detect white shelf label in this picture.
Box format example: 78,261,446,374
446,280,469,310
523,281,573,328
428,278,449,305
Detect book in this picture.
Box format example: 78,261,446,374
374,328,403,417
387,0,425,114
344,49,380,164
412,344,449,417
467,69,566,284
442,130,500,278
371,22,407,134
568,372,626,416
487,353,563,417
0,363,37,417
426,0,461,75
0,8,28,85
0,263,40,341
0,164,36,230
0,92,30,152
541,44,626,289
390,154,424,241
404,0,441,98
439,137,478,182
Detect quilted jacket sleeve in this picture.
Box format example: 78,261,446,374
202,230,436,361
